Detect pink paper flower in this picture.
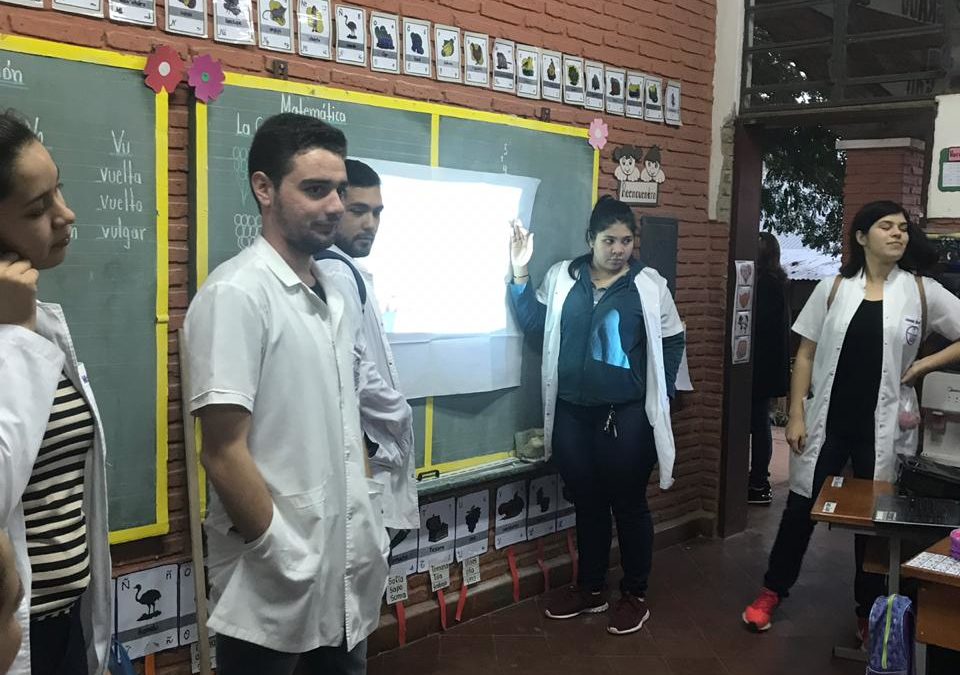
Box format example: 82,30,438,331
144,45,185,94
588,118,608,150
188,54,225,103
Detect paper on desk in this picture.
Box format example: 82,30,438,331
906,551,960,578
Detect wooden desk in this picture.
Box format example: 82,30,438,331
902,537,960,674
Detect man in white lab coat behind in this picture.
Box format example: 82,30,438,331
316,160,420,535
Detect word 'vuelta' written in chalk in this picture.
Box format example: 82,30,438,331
96,129,150,249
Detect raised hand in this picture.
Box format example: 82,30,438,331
509,218,534,272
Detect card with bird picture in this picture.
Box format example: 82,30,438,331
434,24,462,83
370,11,399,73
258,0,293,53
515,44,541,99
463,32,489,88
117,564,179,658
297,0,331,59
491,38,516,92
334,3,366,65
164,0,207,36
562,54,585,105
403,17,432,78
584,60,605,110
605,65,626,116
214,0,254,44
540,49,562,102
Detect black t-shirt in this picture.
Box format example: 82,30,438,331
311,282,326,303
827,299,882,439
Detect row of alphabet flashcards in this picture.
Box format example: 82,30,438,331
4,0,683,124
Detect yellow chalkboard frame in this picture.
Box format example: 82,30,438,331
195,71,599,477
0,35,170,544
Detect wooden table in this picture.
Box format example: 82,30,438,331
901,537,960,675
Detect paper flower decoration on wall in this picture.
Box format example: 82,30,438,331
588,118,608,151
144,45,185,94
188,54,225,103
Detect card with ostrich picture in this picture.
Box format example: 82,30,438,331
297,0,331,59
214,0,254,43
526,474,558,540
556,475,576,531
494,480,528,549
625,71,645,119
389,526,419,577
164,0,205,35
584,61,605,111
605,66,626,116
434,25,462,82
117,564,179,658
665,80,683,126
370,11,399,73
562,55,585,105
334,4,366,65
644,75,664,122
455,489,490,561
491,38,516,92
463,32,489,87
515,44,540,99
403,17,432,78
539,49,562,102
417,497,455,573
259,0,293,52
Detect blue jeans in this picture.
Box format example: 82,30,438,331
217,635,366,675
551,399,658,596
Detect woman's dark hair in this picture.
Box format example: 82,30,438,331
839,200,938,278
0,110,40,201
758,231,787,284
568,195,638,278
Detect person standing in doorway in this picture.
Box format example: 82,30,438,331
184,113,393,675
748,232,791,505
315,159,419,538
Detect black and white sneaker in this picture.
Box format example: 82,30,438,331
748,486,772,505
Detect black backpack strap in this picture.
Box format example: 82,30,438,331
314,249,367,307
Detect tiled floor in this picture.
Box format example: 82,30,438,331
368,431,869,675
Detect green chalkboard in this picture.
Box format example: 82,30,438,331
433,118,595,467
202,85,433,274
0,47,163,537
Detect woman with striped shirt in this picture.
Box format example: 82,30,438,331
0,111,112,675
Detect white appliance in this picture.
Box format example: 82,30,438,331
922,371,960,467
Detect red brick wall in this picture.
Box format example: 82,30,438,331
1,1,722,670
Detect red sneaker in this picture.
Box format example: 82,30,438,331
857,616,869,649
742,588,780,632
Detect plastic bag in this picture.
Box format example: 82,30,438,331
108,637,136,675
896,385,921,455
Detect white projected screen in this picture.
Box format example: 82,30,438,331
358,159,540,399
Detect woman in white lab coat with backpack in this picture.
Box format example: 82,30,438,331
742,200,960,642
0,112,112,675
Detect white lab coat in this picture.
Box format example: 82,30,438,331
184,237,389,653
791,268,960,497
0,303,112,675
536,261,684,490
317,247,419,530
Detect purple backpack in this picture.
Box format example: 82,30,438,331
866,594,914,675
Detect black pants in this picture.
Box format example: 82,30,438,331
552,399,658,597
749,396,773,490
29,601,88,675
217,635,366,675
763,430,887,618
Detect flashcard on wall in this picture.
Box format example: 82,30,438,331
435,25,462,82
389,526,419,577
370,11,399,73
495,480,528,549
117,565,179,659
403,18,432,78
178,563,198,646
492,38,516,92
736,260,755,286
605,66,626,116
463,32,489,87
625,71,645,119
562,55,585,105
417,497,455,573
527,474,558,540
584,61,605,111
665,80,682,126
644,75,664,123
165,0,207,36
455,489,489,561
736,285,753,311
335,4,366,65
733,336,751,364
541,49,562,102
385,573,409,604
556,476,576,531
190,634,217,674
735,311,752,337
617,144,665,206
259,0,294,52
110,0,155,25
53,0,102,17
2,0,42,8
214,0,255,44
297,0,332,59
516,44,540,99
